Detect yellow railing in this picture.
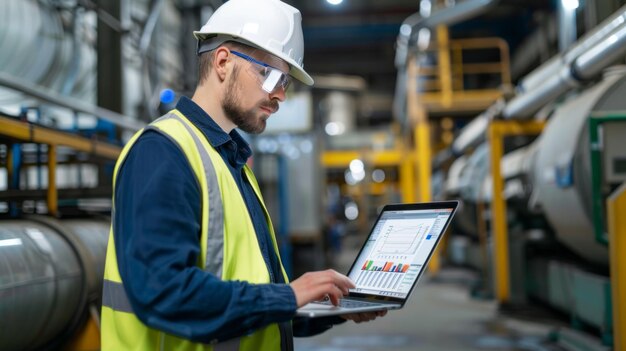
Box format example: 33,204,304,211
415,29,511,112
0,115,121,216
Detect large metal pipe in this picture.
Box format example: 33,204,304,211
452,5,626,151
0,0,97,103
519,4,626,92
502,64,578,119
503,20,626,119
0,217,109,350
0,72,143,131
502,5,626,119
527,69,626,265
558,0,578,52
0,0,141,131
451,100,503,155
573,24,626,79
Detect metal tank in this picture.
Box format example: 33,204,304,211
447,142,535,237
529,67,626,265
0,0,97,105
445,144,490,237
0,217,109,350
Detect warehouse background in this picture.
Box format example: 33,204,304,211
1,0,626,350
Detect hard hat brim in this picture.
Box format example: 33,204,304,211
194,31,314,86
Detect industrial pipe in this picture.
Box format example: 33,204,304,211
453,5,626,152
451,100,503,155
520,4,626,92
0,72,143,131
573,24,626,80
503,4,626,119
0,217,109,350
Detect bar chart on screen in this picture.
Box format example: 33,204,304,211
354,260,414,290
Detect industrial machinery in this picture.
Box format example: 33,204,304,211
0,0,189,349
0,217,109,350
420,2,626,349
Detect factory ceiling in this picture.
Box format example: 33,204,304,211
284,0,556,98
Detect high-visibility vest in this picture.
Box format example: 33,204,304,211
101,110,289,351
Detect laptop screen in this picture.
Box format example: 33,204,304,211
347,204,456,300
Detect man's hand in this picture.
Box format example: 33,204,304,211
290,269,355,307
341,310,388,323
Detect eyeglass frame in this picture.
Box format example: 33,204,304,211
230,50,292,93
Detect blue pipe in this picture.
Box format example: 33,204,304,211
10,144,22,217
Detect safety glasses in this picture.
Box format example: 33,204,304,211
230,50,292,93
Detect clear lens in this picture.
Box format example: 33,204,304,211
260,67,291,93
231,50,291,93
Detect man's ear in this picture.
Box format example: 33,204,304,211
212,47,231,82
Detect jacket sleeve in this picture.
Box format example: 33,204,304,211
113,131,297,343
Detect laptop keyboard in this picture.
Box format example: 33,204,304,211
315,299,380,308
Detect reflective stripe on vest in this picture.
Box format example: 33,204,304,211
102,280,132,313
101,111,286,351
153,113,225,276
102,113,226,312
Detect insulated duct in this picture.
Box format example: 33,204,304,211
0,0,97,104
454,4,626,153
528,68,626,265
520,5,626,93
0,217,109,351
451,100,503,154
503,4,626,119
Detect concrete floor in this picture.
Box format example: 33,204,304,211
294,239,561,351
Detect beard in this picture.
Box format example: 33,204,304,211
222,66,279,134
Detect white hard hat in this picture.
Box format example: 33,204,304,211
194,0,313,86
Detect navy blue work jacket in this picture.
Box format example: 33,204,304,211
113,96,340,343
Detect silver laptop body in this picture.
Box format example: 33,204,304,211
296,201,459,318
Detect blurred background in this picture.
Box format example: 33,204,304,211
1,0,626,350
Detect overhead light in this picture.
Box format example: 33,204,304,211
327,0,343,5
349,159,364,174
561,0,579,10
344,202,359,220
325,121,345,135
372,169,386,183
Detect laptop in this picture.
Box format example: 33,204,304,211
296,201,459,318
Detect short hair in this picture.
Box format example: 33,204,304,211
197,41,250,85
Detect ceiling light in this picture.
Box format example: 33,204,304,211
327,0,343,5
561,0,579,10
349,159,364,174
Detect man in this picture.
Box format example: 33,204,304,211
101,0,384,350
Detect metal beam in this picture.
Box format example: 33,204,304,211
488,120,545,303
0,72,142,131
0,116,122,160
47,145,58,216
321,150,403,168
608,183,626,351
